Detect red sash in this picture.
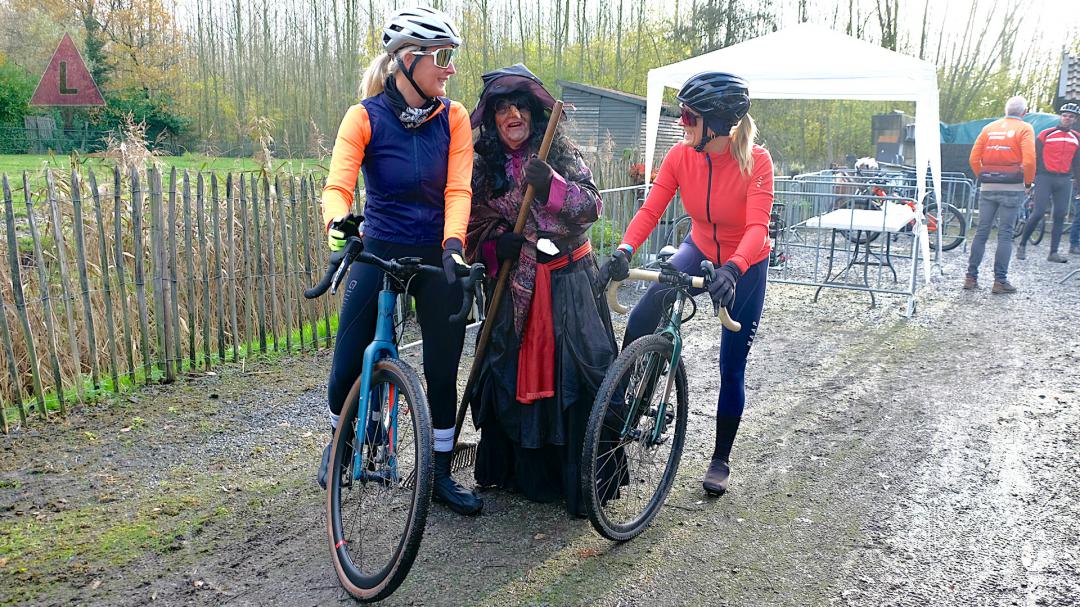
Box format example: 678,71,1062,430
515,241,592,403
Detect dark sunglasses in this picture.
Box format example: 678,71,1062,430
410,47,455,69
494,100,532,117
679,105,699,127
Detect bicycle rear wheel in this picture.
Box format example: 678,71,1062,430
327,358,432,602
582,334,688,541
927,203,967,251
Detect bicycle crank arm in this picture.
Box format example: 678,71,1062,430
606,269,741,331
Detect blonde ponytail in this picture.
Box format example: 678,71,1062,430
359,53,397,99
730,113,757,175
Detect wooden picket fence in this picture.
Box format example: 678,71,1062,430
0,165,341,432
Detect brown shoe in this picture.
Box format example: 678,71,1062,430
962,276,978,290
1047,253,1068,263
991,280,1017,294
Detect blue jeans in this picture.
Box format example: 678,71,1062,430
623,238,768,418
966,189,1022,282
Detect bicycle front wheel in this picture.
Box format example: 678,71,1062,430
582,334,688,541
327,358,432,602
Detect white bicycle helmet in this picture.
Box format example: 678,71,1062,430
382,6,462,54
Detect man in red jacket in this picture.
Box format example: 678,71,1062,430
964,96,1036,294
1017,102,1080,262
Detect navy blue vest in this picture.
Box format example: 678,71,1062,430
359,93,452,246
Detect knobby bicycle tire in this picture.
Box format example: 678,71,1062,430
582,334,688,541
327,358,433,602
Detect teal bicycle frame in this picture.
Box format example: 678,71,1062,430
621,288,688,446
351,286,404,483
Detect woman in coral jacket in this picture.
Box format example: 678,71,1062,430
317,6,481,516
598,71,774,497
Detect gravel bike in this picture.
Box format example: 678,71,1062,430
585,249,740,540
304,235,483,602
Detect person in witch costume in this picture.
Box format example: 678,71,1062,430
464,64,619,516
598,71,773,497
318,6,482,515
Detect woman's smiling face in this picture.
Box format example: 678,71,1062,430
494,97,532,150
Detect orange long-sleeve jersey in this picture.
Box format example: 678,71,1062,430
622,143,774,273
969,116,1036,186
321,96,473,247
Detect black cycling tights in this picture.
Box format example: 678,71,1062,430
326,236,465,430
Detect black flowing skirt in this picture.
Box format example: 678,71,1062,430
470,255,618,516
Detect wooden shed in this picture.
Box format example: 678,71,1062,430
556,80,683,163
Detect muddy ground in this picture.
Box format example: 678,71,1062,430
3,246,1079,607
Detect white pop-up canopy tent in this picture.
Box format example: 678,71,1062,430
644,23,942,271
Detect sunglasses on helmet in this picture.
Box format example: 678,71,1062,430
679,105,699,127
410,47,456,69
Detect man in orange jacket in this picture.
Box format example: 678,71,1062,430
964,95,1036,294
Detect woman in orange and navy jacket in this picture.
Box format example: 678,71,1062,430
598,72,773,498
317,6,481,515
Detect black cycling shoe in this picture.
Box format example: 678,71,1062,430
703,416,741,496
702,458,731,495
317,427,354,490
432,450,482,515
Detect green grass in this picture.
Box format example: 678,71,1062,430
0,153,329,176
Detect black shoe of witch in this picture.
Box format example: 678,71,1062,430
432,450,483,515
703,416,742,496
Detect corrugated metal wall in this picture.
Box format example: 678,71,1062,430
561,86,683,164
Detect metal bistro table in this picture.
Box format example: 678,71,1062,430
804,203,917,307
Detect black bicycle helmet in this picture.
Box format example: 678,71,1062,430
677,72,751,151
1061,102,1080,116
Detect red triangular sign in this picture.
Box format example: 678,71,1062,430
29,33,105,107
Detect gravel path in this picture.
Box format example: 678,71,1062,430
2,247,1078,607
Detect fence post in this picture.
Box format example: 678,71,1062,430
251,174,268,353
167,168,182,376
225,174,240,362
0,299,14,431
238,175,254,356
70,169,101,391
113,167,136,383
2,175,36,423
129,166,153,382
299,176,317,350
263,176,279,352
290,177,306,352
197,173,211,369
308,175,332,348
183,171,196,371
46,169,84,402
277,176,294,353
25,174,62,417
149,166,175,383
211,173,226,362
87,169,121,392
